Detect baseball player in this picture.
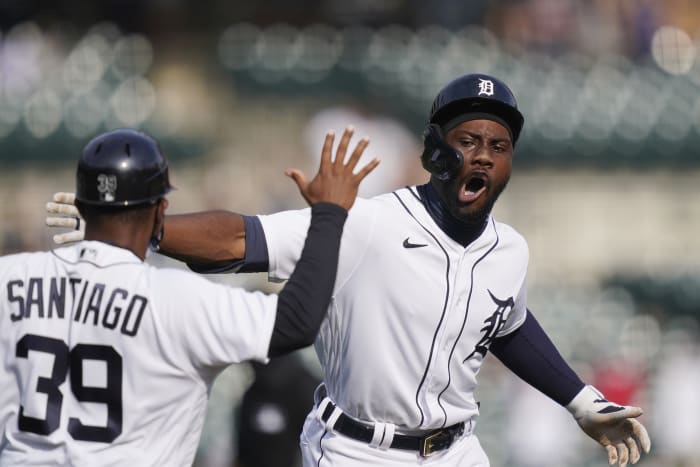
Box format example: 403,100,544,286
3,127,378,466
45,75,651,467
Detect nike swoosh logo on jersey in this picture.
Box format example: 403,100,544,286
403,237,428,248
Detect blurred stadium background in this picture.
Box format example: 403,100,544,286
1,0,699,466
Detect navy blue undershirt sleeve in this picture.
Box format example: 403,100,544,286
268,203,347,357
238,215,270,272
489,310,585,406
187,215,269,274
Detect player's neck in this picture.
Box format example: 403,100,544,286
84,227,149,260
417,183,488,247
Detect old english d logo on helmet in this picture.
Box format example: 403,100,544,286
477,78,494,97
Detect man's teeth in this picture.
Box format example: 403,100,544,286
464,184,479,195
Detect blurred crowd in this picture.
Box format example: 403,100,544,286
2,0,700,53
1,0,700,162
2,1,700,466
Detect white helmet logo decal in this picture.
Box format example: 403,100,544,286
97,174,118,202
477,78,494,96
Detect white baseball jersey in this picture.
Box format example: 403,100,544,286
0,241,276,466
260,186,528,430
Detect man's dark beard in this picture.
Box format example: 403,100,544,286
419,181,508,247
453,183,505,225
441,175,508,225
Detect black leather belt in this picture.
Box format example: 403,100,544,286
319,400,465,457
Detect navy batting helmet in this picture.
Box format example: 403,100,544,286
429,73,524,142
76,128,173,206
421,73,524,180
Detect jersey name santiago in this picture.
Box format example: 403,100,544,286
0,241,276,467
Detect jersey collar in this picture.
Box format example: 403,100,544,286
53,240,143,267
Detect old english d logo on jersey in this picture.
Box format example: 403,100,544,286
477,78,494,96
463,290,514,362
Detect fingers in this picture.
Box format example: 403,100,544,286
320,130,335,172
46,192,84,245
321,126,373,173
285,169,309,196
338,131,378,183
604,413,649,466
46,201,80,217
53,230,84,244
285,168,307,185
53,192,76,204
620,406,643,419
354,158,381,182
630,419,651,454
625,436,641,464
345,136,368,171
612,419,649,465
616,440,629,467
606,444,617,466
333,126,354,169
46,216,78,229
301,126,376,209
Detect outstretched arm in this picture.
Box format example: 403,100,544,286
489,310,584,405
46,193,247,263
159,211,247,264
491,310,651,466
45,127,371,269
150,126,377,270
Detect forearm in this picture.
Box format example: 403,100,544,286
160,211,246,263
268,202,347,357
490,310,584,406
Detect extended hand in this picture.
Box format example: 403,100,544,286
45,192,85,244
286,126,380,211
568,385,651,466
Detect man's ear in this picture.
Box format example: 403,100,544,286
155,198,168,230
149,198,169,252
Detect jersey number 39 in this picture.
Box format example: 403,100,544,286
16,333,122,443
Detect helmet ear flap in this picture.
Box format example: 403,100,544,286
420,124,464,181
